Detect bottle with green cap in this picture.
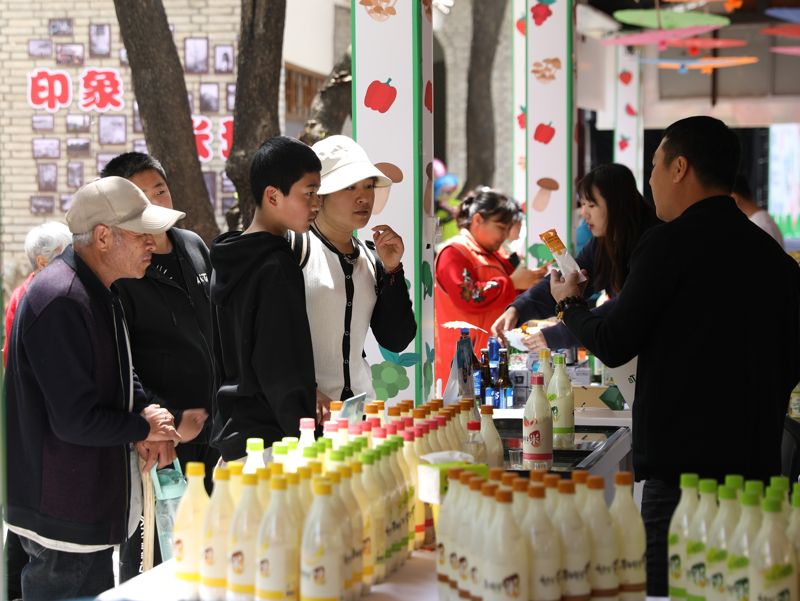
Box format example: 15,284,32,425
299,445,318,470
272,441,289,472
669,473,700,600
359,450,387,583
749,497,798,601
255,475,300,601
301,478,346,600
243,437,265,474
282,436,299,473
173,462,210,597
786,492,800,564
547,352,574,449
706,485,739,601
765,487,790,526
745,480,765,501
686,479,718,601
199,466,231,601
725,491,762,601
226,472,262,601
725,475,745,501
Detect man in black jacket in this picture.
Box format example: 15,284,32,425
5,177,182,600
551,116,800,596
102,152,217,581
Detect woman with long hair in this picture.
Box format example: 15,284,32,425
492,163,659,350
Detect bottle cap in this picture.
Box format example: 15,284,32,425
718,484,736,501
467,420,480,431
572,470,589,484
480,405,493,415
375,400,385,410
413,408,426,419
340,464,352,478
558,480,575,494
302,446,318,459
323,422,338,433
313,477,331,496
377,444,391,458
766,486,785,502
427,419,439,431
680,473,699,488
413,426,424,438
388,406,401,417
448,467,465,481
300,417,316,429
792,492,800,509
298,466,311,480
420,423,430,434
436,416,448,428
552,353,565,365
531,374,544,386
528,484,546,499
762,498,782,513
348,423,362,436
272,442,288,455
744,480,764,498
698,479,717,495
740,491,759,508
271,475,287,491
389,434,404,445
539,349,551,359
496,489,513,503
227,461,243,475
285,472,299,486
481,482,500,498
794,482,800,497
459,399,473,410
269,463,283,477
460,471,474,485
360,450,375,465
373,427,387,439
321,438,333,450
431,399,443,410
386,423,399,435
352,461,363,473
513,477,529,492
308,461,322,476
213,466,229,481
402,430,415,442
587,475,604,490
246,438,265,452
365,403,378,415
368,417,381,429
284,438,299,451
403,417,414,429
544,474,561,489
615,471,633,486
771,475,790,492
529,469,547,483
330,401,343,411
186,462,205,477
256,467,270,481
361,420,373,433
241,473,257,486
340,444,354,458
724,474,744,491
326,470,340,484
500,472,516,486
330,450,345,462
469,477,485,491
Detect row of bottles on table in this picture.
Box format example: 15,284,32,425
437,468,646,601
478,336,514,409
668,473,800,601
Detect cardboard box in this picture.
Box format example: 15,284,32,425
573,384,610,409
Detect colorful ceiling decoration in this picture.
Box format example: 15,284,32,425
770,46,800,57
761,24,800,39
663,36,747,56
601,25,722,47
765,8,800,24
613,9,731,30
662,0,743,12
640,55,758,74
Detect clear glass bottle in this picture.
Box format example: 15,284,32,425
463,420,487,464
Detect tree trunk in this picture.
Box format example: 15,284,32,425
224,0,287,230
462,0,508,193
114,0,219,244
299,47,352,146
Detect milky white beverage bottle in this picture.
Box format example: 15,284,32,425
200,466,234,601
725,491,762,601
523,374,553,471
256,467,271,510
547,353,574,449
338,465,365,598
297,465,313,516
401,429,422,553
786,492,800,565
572,470,590,512
554,480,592,601
685,479,719,601
582,475,621,601
286,472,307,530
327,470,356,601
463,420,488,464
706,485,740,601
437,467,464,601
298,417,316,453
301,478,346,601
360,450,388,584
479,405,505,468
456,477,486,600
228,461,244,507
255,475,300,601
483,488,530,601
443,411,462,452
537,348,554,391
348,461,373,593
174,462,210,599
243,437,265,474
388,436,413,559
749,497,798,601
544,474,562,520
469,482,500,600
511,478,531,526
375,444,399,576
609,472,647,601
226,473,262,601
522,484,562,601
669,473,700,601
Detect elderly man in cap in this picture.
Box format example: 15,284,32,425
5,176,185,600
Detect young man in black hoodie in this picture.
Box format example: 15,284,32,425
211,136,321,461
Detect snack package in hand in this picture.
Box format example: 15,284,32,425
539,229,587,283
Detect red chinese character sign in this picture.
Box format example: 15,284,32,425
79,68,124,112
192,115,213,162
28,69,72,112
219,117,234,160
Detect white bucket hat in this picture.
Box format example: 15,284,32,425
312,135,394,195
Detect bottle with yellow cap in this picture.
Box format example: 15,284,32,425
582,475,620,601
325,470,355,600
256,475,300,601
521,484,561,601
243,437,265,474
199,466,232,601
173,462,210,597
537,348,554,391
228,461,244,507
286,471,307,528
301,478,346,601
479,405,504,468
297,465,313,516
483,488,530,601
610,472,646,601
360,450,387,583
226,472,262,601
669,473,699,601
554,479,591,601
329,400,343,423
749,497,798,601
256,466,271,510
337,465,364,598
348,461,373,593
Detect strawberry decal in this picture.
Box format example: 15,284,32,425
625,103,638,117
618,136,630,151
619,70,633,86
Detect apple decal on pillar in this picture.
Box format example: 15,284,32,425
534,122,555,145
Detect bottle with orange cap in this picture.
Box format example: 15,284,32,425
255,475,300,601
463,420,488,464
387,405,402,424
523,373,553,471
521,483,562,601
554,479,592,601
609,471,646,601
374,400,386,427
442,408,463,451
483,488,530,601
300,477,346,601
174,462,210,597
543,473,562,519
226,471,262,601
437,467,465,601
572,470,590,511
329,400,343,423
582,475,620,601
479,405,505,468
199,466,233,601
469,481,501,600
456,476,487,600
511,477,531,526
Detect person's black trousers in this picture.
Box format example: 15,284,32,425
641,478,682,597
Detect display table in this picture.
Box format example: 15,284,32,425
98,551,438,601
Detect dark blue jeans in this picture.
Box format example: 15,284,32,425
641,479,682,597
18,535,114,601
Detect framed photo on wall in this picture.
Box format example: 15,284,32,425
215,45,234,73
48,19,73,36
32,138,60,159
67,162,83,189
30,195,55,215
66,138,90,157
37,163,58,192
184,37,208,74
98,114,126,145
32,114,54,131
89,24,111,57
66,113,91,133
199,83,219,113
28,39,52,57
60,194,73,212
227,83,236,112
96,153,117,175
55,44,84,66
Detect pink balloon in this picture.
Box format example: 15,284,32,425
433,158,447,179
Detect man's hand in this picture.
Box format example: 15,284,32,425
523,329,548,352
135,440,177,472
549,269,590,303
491,307,519,343
141,404,181,443
509,265,544,291
316,388,332,425
176,408,208,443
371,225,404,272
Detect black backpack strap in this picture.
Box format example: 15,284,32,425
287,230,311,269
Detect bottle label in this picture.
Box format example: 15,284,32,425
504,387,514,409
561,551,591,600
685,542,707,598
749,564,796,601
531,552,561,601
256,544,299,600
228,543,257,595
668,530,687,599
618,551,646,588
300,547,344,601
725,558,749,601
199,533,227,588
174,533,200,581
523,416,553,460
482,560,528,600
705,547,727,597
590,546,620,594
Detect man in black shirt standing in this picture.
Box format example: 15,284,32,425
550,116,800,596
102,152,217,580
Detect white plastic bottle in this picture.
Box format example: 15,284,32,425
511,477,530,526
544,473,562,519
329,400,343,423
349,460,373,594
297,465,313,516
469,481,500,599
298,417,316,453
706,485,739,601
572,470,590,513
255,475,300,601
522,484,561,601
547,353,574,449
685,479,719,601
669,473,700,601
483,488,530,601
226,473,262,601
786,492,800,564
200,466,233,601
554,479,592,601
326,470,355,600
463,420,488,464
301,477,346,601
749,497,798,601
582,475,620,601
437,467,465,601
401,429,422,553
609,471,646,601
522,373,553,471
227,461,244,508
479,405,505,468
725,491,762,601
174,462,210,598
360,450,387,584
338,465,365,599
537,348,554,391
255,467,271,511
456,476,486,600
242,437,265,474
286,472,307,530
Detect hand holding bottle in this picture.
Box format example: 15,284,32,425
490,306,519,342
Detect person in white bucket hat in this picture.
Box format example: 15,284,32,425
288,135,416,416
